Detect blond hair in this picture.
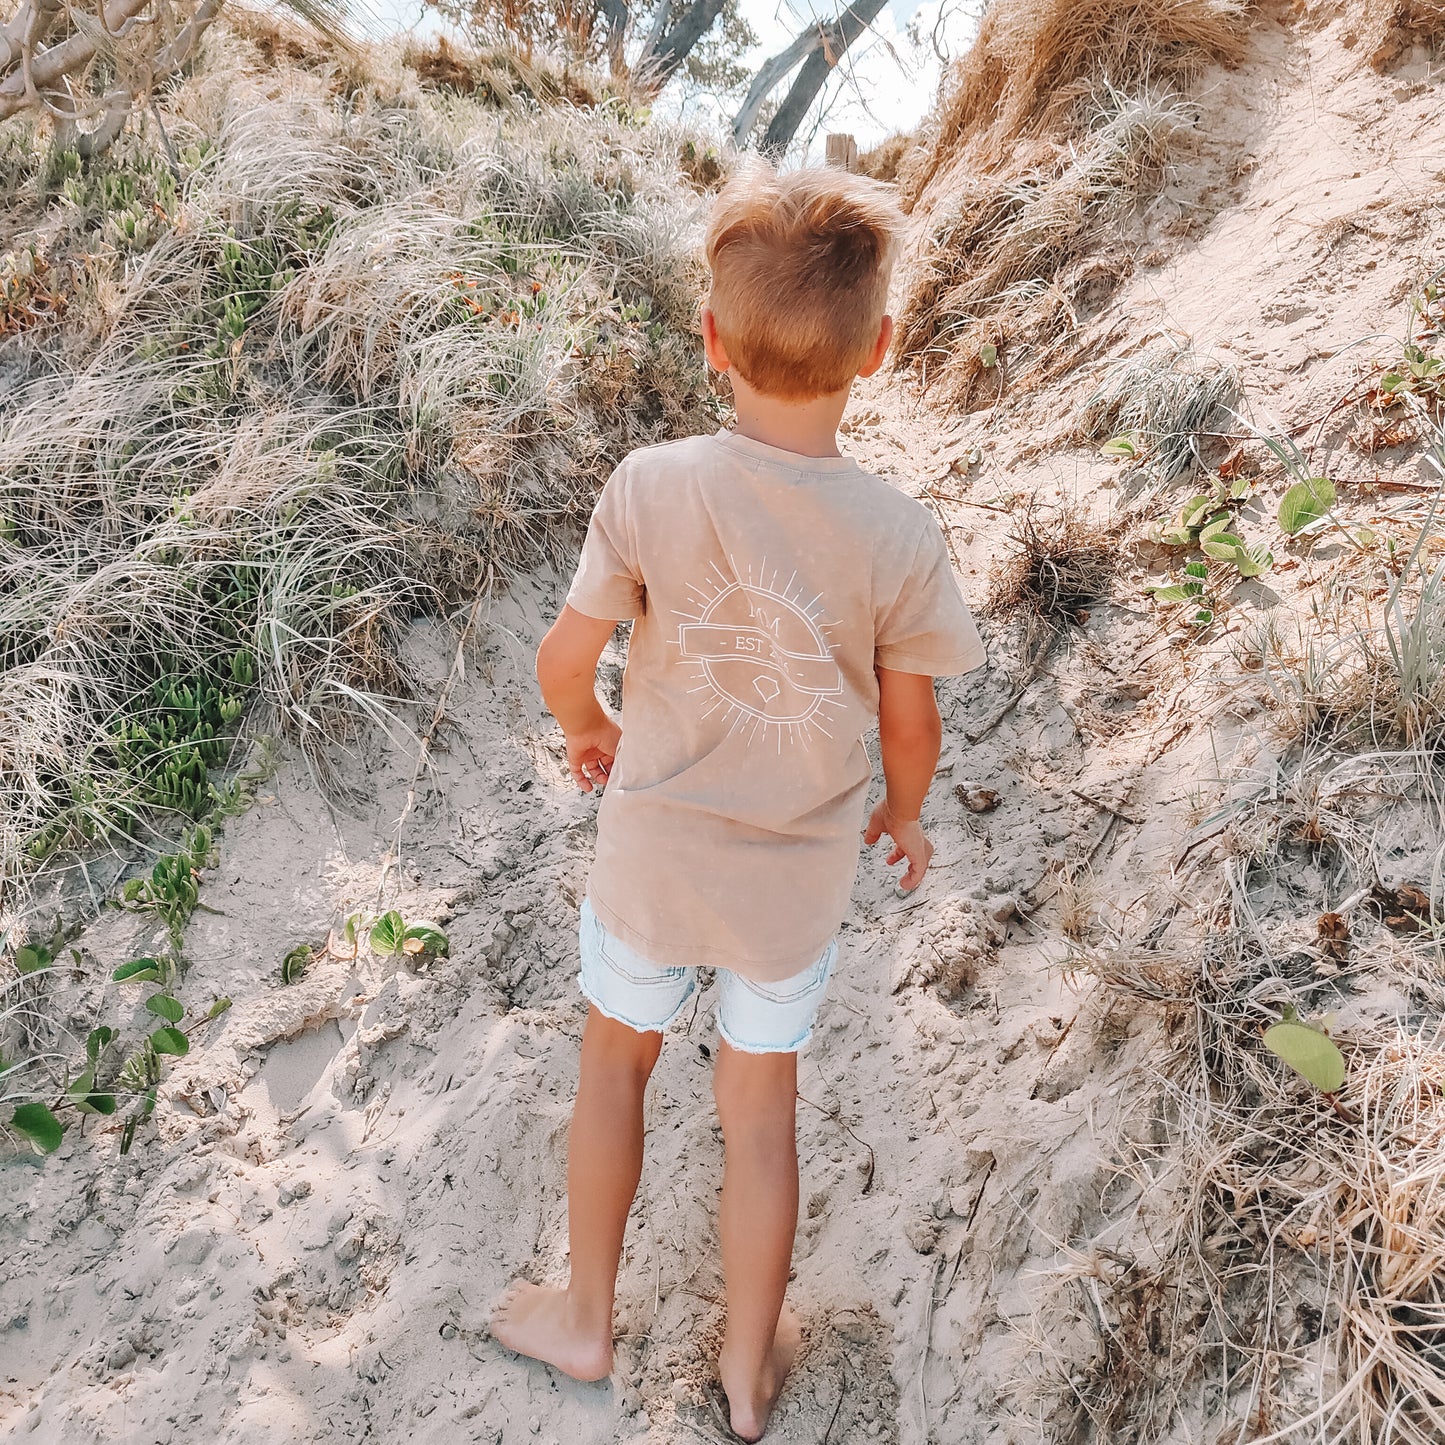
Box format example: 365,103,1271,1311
703,161,903,402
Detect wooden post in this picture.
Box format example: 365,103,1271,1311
824,132,858,172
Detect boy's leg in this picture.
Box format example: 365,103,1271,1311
491,1006,662,1380
713,1041,803,1443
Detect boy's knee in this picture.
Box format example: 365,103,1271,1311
712,1045,797,1136
585,1008,663,1078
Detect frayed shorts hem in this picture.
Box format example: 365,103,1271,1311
578,970,697,1035
578,900,833,1055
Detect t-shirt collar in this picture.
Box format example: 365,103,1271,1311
712,428,861,475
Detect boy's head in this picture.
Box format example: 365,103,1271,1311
702,161,903,402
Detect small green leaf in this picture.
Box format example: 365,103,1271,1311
1200,534,1246,560
1179,496,1215,529
1184,561,1209,579
75,1092,117,1117
145,993,184,1024
1263,1020,1346,1092
402,922,450,957
979,342,998,369
1235,546,1274,578
1147,582,1205,603
15,945,51,974
86,1026,116,1064
113,958,162,984
1191,608,1214,627
1158,527,1197,548
12,1102,63,1154
1100,431,1139,458
206,997,233,1021
1278,478,1336,536
369,911,405,958
149,1026,189,1057
281,945,312,985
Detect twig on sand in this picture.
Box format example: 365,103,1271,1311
377,581,492,907
917,1245,962,1444
797,1092,876,1195
820,1363,849,1445
965,671,1040,744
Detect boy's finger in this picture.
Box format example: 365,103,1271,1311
863,821,881,845
886,844,904,866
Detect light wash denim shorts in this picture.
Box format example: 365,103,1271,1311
578,900,835,1055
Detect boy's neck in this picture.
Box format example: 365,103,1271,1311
728,375,852,459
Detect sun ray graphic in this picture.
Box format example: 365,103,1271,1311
670,555,846,750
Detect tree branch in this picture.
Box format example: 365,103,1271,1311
759,0,887,155
731,21,824,144
634,0,726,93
0,0,152,120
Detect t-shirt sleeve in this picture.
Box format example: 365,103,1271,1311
875,522,986,676
566,464,645,621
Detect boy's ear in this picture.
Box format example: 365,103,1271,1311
701,306,731,373
858,314,894,379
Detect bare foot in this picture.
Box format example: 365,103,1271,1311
719,1305,801,1442
489,1281,613,1382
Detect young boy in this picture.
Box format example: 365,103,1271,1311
492,162,984,1441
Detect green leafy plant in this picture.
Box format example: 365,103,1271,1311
11,1100,64,1153
1147,560,1216,628
1099,430,1142,459
120,826,214,945
368,910,450,960
1263,1005,1347,1098
107,961,231,1155
15,943,52,974
6,974,230,1158
281,944,314,985
1380,343,1444,405
1278,476,1337,537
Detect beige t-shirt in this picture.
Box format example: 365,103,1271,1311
566,429,986,982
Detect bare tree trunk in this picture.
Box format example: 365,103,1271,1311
731,22,818,143
635,0,726,92
747,0,888,155
597,0,629,76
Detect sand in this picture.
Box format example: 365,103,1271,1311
3,9,1444,1443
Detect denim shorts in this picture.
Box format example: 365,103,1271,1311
577,900,835,1055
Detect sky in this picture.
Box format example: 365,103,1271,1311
346,0,982,155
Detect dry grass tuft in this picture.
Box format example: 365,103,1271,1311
856,132,915,183
1079,337,1241,484
1296,0,1445,71
895,84,1196,404
900,0,1248,204
1072,900,1445,1443
403,35,605,107
892,0,1249,402
0,37,719,918
986,498,1123,651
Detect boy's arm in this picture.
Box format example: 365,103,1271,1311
864,667,943,890
536,605,624,792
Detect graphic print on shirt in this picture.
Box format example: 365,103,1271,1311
672,557,845,747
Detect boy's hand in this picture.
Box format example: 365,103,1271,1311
566,715,621,793
864,800,934,890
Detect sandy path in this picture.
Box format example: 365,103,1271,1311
0,453,1174,1445
4,11,1443,1443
